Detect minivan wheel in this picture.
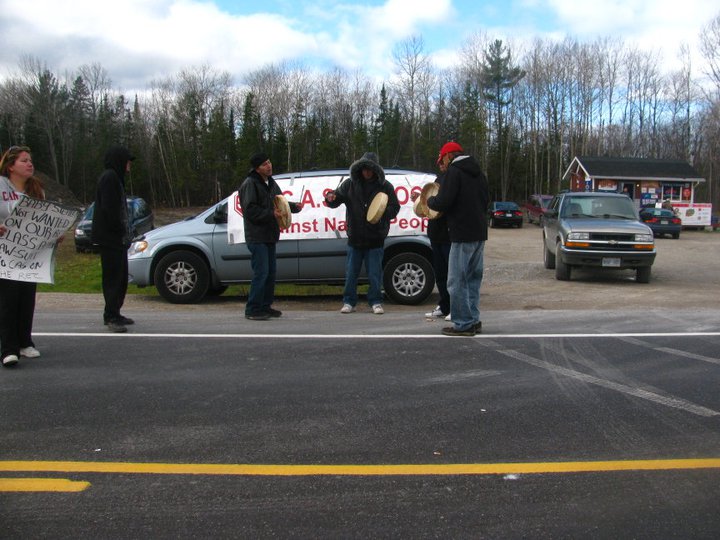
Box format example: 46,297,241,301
154,250,210,304
383,253,434,305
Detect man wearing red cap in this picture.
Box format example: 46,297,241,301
426,141,489,336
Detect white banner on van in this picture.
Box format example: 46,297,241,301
228,173,437,244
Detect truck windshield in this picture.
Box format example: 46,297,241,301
562,197,636,219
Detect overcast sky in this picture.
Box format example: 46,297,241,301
1,0,718,93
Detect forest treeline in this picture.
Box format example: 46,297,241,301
1,15,720,210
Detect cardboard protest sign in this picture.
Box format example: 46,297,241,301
0,195,80,284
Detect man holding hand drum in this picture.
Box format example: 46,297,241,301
325,152,399,315
239,152,303,321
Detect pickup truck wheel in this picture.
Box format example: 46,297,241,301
554,243,571,280
543,237,556,269
154,250,210,304
383,253,434,305
636,266,651,283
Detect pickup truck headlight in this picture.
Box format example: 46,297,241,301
634,234,654,242
567,232,590,241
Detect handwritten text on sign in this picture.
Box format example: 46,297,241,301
0,196,79,283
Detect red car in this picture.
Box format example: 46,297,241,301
523,194,553,225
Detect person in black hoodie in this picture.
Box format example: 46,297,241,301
325,152,400,314
91,145,134,333
426,142,489,336
239,153,303,321
412,154,451,319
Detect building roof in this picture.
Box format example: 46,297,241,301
564,156,705,182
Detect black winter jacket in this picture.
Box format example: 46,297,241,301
426,155,489,243
91,146,131,248
326,155,400,249
239,170,301,243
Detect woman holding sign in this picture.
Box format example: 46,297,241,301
0,145,46,367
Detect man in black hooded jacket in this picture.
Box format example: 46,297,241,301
325,152,400,314
91,145,134,333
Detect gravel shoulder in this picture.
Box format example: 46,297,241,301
37,221,720,313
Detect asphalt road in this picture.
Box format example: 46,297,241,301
2,306,720,538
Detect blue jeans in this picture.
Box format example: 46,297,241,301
246,242,276,316
343,246,384,307
447,241,484,331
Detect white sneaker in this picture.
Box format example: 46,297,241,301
2,354,19,367
340,304,356,314
19,346,41,358
372,304,384,315
445,314,452,321
425,306,444,318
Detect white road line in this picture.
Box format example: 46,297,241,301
496,348,720,417
618,337,720,366
653,347,720,366
32,331,720,339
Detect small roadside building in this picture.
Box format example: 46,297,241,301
563,156,711,227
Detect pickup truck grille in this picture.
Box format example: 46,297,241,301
589,233,635,242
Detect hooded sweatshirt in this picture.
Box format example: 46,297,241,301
426,154,489,243
91,145,132,248
326,153,400,249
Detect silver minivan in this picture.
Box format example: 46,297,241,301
128,169,437,304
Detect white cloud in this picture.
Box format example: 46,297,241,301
0,0,715,93
543,0,718,70
0,0,454,91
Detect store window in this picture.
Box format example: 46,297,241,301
663,184,683,202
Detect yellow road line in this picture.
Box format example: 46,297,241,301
0,478,90,492
1,459,720,476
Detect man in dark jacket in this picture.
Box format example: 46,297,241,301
91,145,134,333
325,152,400,314
426,142,489,336
239,152,303,320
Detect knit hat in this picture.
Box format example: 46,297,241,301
437,141,464,163
250,152,270,169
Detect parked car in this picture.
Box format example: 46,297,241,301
74,196,154,253
488,201,523,228
638,207,682,239
542,191,656,283
127,169,437,305
522,194,553,225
